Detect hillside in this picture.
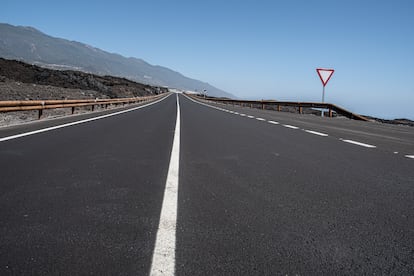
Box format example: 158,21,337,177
0,58,167,100
0,23,234,98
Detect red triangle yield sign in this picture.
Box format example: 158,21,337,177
316,68,334,87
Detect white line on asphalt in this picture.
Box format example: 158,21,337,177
268,121,279,125
304,130,329,137
247,115,255,118
0,94,171,142
283,124,299,129
256,118,266,121
240,114,246,116
183,95,229,115
405,155,414,159
340,139,376,148
234,112,239,115
150,94,180,276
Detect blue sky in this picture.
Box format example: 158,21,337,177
2,0,414,119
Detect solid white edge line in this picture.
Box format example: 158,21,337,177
184,95,230,114
150,94,180,276
283,124,299,129
0,94,171,142
405,155,414,159
304,130,329,137
340,139,376,148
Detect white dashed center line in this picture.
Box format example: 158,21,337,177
304,130,329,137
283,124,299,129
184,96,413,159
340,139,376,148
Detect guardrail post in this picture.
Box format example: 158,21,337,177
72,106,75,114
38,101,45,119
299,106,303,114
91,105,95,112
277,105,281,112
262,102,265,110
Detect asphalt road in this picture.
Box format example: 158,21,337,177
0,95,176,275
1,93,413,275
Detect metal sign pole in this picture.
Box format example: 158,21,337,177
322,86,325,103
321,85,325,117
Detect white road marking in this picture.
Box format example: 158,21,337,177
268,121,279,125
240,114,246,116
256,118,265,121
247,115,255,118
234,112,239,115
150,94,180,276
405,155,414,159
304,130,329,137
0,94,170,142
283,124,299,129
340,139,376,148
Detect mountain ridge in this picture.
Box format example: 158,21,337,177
0,23,233,98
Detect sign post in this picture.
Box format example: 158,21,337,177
316,68,334,117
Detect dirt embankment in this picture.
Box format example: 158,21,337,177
0,58,168,100
0,58,169,127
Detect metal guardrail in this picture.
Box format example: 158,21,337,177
189,94,368,121
0,94,165,119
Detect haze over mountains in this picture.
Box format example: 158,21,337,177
0,23,233,98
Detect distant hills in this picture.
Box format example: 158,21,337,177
0,23,233,98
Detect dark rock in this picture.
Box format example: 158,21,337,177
0,58,168,99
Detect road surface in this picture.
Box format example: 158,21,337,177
0,93,413,275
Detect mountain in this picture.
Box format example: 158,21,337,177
0,23,233,98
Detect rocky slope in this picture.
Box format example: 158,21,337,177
0,58,167,100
